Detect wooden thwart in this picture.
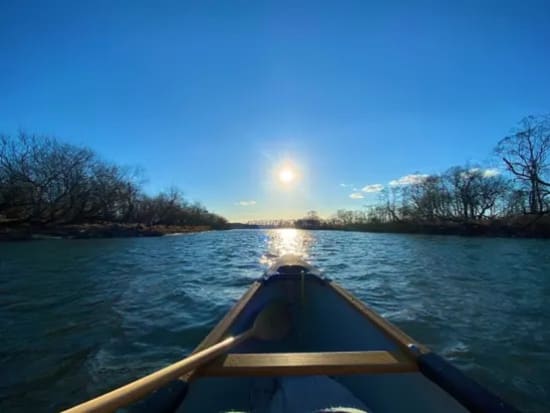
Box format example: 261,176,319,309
199,350,418,376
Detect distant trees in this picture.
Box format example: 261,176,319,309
403,175,450,221
326,114,550,228
133,188,227,228
246,115,549,233
4,114,548,232
444,167,508,220
295,210,322,229
246,219,295,228
495,115,550,214
0,133,99,224
398,167,509,222
330,167,509,225
0,132,227,228
328,171,505,227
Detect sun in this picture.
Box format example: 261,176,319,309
279,168,295,183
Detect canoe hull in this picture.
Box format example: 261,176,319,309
130,255,518,413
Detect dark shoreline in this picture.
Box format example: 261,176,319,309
313,221,550,238
232,215,550,239
3,216,549,241
0,223,215,241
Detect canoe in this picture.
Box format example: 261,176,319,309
82,255,520,412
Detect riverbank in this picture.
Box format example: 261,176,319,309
323,221,548,238
0,223,213,241
302,215,550,238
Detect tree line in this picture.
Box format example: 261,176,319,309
325,114,550,228
0,133,227,229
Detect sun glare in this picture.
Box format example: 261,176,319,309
279,168,295,183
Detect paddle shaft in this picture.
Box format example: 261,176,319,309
62,329,253,413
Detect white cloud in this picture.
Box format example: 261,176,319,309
460,168,501,179
362,184,384,193
389,174,429,186
349,192,364,199
339,183,354,188
236,200,257,206
482,168,500,178
460,168,479,179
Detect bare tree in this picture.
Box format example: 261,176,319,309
496,115,550,214
378,186,402,222
443,166,509,221
404,175,451,221
306,210,320,220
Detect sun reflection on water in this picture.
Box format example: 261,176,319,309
259,228,314,267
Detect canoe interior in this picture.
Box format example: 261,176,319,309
176,274,469,413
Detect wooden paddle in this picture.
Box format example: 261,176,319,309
62,302,290,413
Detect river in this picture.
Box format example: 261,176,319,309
0,229,549,412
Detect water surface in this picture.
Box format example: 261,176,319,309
1,229,549,412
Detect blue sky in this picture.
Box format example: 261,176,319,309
1,1,549,221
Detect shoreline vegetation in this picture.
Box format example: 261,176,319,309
3,214,549,241
2,114,549,241
0,133,227,241
241,114,550,239
0,223,212,241
231,214,550,238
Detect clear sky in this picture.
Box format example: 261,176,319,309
1,1,549,222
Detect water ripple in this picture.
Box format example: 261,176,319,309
0,229,549,412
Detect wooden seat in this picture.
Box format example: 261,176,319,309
197,350,418,377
